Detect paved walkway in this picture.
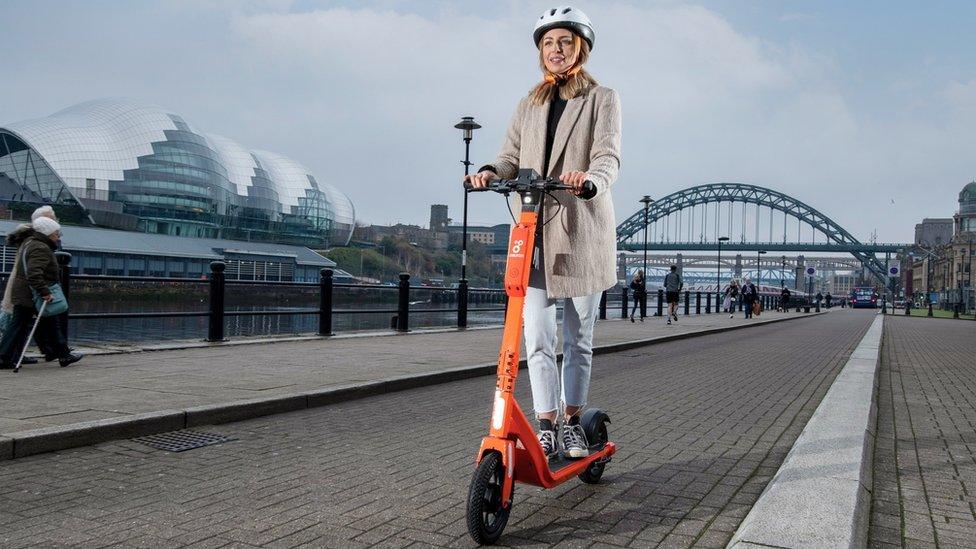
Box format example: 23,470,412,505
0,310,875,548
870,316,976,548
0,311,804,437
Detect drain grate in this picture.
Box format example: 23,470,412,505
134,430,236,452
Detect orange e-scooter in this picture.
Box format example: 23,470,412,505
464,169,616,544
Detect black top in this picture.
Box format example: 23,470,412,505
543,87,568,177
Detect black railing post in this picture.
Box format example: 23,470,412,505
397,272,410,332
55,251,71,341
207,261,226,342
657,289,664,316
706,292,712,314
457,278,468,329
599,290,607,320
695,291,701,314
684,291,690,315
319,268,333,336
621,287,629,319
718,292,723,313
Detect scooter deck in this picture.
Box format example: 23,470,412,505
547,441,608,473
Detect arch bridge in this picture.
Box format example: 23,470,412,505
616,183,911,282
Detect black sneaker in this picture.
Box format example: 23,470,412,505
672,312,678,322
538,429,558,458
561,422,589,459
59,353,84,368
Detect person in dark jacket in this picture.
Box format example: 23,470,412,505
825,292,833,309
741,278,758,319
779,287,791,312
0,218,83,369
629,270,645,322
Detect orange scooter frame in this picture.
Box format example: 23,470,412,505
465,170,615,544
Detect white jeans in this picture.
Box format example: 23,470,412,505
523,282,602,416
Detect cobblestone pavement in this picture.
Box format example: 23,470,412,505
0,311,799,436
0,311,873,548
870,317,976,548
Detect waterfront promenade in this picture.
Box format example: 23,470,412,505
0,310,867,548
0,311,807,450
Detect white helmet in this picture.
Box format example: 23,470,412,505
533,6,595,50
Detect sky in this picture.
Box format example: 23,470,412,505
1,0,974,244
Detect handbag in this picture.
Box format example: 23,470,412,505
21,247,69,317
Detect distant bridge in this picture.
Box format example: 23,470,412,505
616,183,911,281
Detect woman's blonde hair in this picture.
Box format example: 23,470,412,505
530,33,598,106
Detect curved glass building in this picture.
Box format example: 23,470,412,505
0,99,355,246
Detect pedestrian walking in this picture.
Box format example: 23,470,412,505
664,265,682,325
723,279,740,318
0,217,83,369
815,291,823,308
741,278,758,319
629,270,645,322
0,206,62,365
465,5,620,459
779,286,791,312
825,292,833,309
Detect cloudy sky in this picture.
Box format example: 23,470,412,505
2,0,974,244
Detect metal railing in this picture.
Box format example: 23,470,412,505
13,253,805,345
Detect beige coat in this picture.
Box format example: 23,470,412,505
485,85,621,298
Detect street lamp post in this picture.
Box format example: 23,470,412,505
757,250,766,296
639,196,653,319
454,116,481,329
717,236,730,310
968,236,974,317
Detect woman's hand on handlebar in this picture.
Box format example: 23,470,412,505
559,171,589,196
463,170,496,190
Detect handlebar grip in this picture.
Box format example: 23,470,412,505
463,180,491,192
579,180,597,200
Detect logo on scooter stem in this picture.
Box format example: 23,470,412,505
509,239,525,258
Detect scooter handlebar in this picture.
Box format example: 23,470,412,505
464,178,597,200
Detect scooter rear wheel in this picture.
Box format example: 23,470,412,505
466,452,511,545
578,410,610,484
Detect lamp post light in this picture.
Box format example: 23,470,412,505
639,195,653,319
454,116,481,329
717,236,730,307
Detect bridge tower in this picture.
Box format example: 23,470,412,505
734,254,743,278
676,253,684,276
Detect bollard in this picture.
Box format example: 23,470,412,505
684,291,690,316
621,287,629,319
905,302,911,316
457,278,468,329
319,269,333,336
599,290,607,320
695,291,701,314
954,303,960,319
657,289,664,317
706,292,712,314
55,251,71,341
397,272,410,332
207,261,226,342
927,301,933,317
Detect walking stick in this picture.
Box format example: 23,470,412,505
13,300,47,373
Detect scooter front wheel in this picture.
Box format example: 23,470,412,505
466,452,511,545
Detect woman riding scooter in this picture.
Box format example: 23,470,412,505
466,5,621,460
